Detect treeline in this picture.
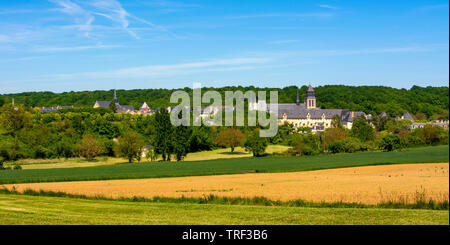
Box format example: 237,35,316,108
0,85,448,119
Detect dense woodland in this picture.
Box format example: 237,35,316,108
0,85,448,119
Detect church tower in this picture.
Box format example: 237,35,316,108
305,85,316,109
113,89,119,106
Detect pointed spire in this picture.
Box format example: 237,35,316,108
113,89,118,104
296,87,300,105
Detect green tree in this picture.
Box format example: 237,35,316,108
323,127,348,150
78,135,104,160
0,104,32,135
351,119,375,142
331,114,343,128
114,131,145,163
418,124,443,145
109,100,117,113
189,126,214,152
172,126,191,161
215,128,245,153
244,129,267,157
153,109,173,161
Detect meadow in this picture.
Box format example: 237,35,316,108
0,193,448,225
0,145,448,184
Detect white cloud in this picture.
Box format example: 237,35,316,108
268,40,299,45
0,34,10,42
318,4,338,10
228,13,333,19
48,0,166,40
33,44,122,52
20,57,271,82
50,0,94,37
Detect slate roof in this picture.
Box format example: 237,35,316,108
276,103,349,120
402,112,414,121
40,107,59,112
117,105,135,112
95,101,111,108
40,106,73,112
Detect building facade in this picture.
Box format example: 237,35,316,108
251,85,370,131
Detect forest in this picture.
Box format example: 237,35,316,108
0,85,448,119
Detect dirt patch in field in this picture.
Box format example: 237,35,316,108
4,163,449,204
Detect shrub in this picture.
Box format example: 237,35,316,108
406,135,425,147
378,134,405,151
33,146,51,159
342,137,363,153
292,136,320,156
328,141,345,153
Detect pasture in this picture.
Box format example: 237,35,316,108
0,145,448,184
0,193,448,225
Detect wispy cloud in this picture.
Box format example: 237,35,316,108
318,4,338,10
147,0,201,13
49,0,167,40
419,3,449,11
33,44,122,52
268,40,299,45
0,56,46,63
50,0,95,37
16,57,271,82
227,13,333,19
0,34,10,42
252,46,439,59
299,47,437,56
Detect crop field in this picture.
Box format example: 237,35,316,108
5,163,448,204
0,193,448,225
0,145,448,184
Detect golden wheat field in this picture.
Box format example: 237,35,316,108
5,163,449,204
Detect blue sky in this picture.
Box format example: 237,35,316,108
0,0,448,93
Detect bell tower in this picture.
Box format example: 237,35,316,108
113,89,119,106
305,85,316,109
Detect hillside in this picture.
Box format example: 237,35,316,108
0,85,448,118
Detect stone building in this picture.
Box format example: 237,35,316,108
252,85,370,131
93,90,134,113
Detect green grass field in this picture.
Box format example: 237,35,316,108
0,145,448,184
7,145,290,170
0,193,447,225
